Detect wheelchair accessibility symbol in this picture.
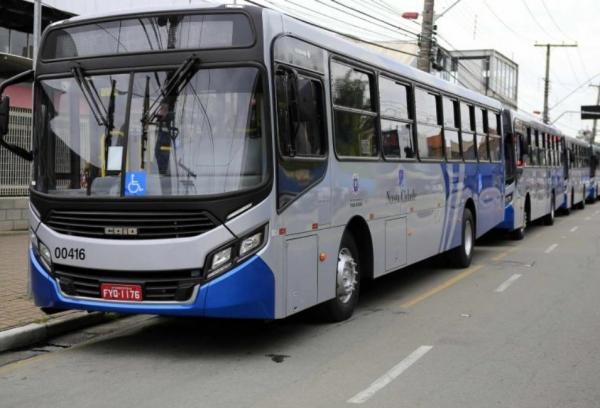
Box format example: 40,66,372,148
125,172,146,196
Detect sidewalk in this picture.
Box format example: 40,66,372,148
0,232,78,332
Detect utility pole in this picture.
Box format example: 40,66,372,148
534,42,577,124
33,0,42,65
417,0,435,73
590,84,600,144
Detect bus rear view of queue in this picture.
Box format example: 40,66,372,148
0,4,596,323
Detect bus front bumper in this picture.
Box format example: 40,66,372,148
30,248,275,319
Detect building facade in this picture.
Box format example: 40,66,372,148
0,0,73,198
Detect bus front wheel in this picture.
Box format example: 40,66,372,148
448,208,475,268
320,233,361,322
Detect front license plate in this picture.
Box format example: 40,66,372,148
100,283,143,301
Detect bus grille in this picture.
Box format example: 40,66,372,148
52,264,203,302
45,210,218,239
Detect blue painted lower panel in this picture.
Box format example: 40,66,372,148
498,203,515,230
30,249,275,319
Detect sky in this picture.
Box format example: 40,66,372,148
42,0,600,136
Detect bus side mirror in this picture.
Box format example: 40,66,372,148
0,69,34,162
0,95,9,136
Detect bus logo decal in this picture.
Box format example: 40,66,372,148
352,174,359,195
104,227,138,236
398,169,405,186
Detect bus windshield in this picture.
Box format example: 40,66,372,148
34,66,267,198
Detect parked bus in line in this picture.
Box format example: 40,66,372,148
586,144,600,203
499,110,564,239
1,5,507,321
562,137,591,213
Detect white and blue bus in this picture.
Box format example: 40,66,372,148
586,143,600,203
0,5,507,321
499,110,565,239
562,137,591,212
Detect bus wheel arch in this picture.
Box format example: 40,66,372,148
464,198,476,234
447,201,476,268
318,217,372,322
345,216,374,282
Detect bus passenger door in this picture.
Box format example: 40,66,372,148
274,66,331,314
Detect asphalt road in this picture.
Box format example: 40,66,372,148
2,204,600,408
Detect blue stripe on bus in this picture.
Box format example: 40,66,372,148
30,249,275,319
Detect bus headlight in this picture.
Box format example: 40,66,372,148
205,224,267,279
38,241,53,270
239,231,263,257
211,247,232,272
505,193,513,205
30,230,52,271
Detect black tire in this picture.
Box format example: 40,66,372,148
448,208,475,268
319,233,361,322
543,194,555,226
510,226,525,240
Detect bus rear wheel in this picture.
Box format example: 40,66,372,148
319,233,360,322
543,194,555,226
448,208,475,268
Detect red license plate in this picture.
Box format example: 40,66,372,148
100,283,143,301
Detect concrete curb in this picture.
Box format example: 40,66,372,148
0,312,112,352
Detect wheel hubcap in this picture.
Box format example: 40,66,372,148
464,220,473,256
336,248,358,304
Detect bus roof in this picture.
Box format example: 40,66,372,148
46,4,502,111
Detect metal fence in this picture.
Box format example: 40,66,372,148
0,107,32,196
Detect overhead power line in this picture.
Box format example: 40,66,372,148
481,0,531,41
244,0,420,56
329,0,420,38
260,0,409,41
313,0,417,40
550,71,600,111
519,0,556,41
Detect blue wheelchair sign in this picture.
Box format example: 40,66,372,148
125,172,146,196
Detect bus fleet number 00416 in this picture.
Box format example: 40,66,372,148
54,247,86,261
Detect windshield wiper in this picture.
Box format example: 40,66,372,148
141,55,199,124
71,66,108,127
72,66,118,174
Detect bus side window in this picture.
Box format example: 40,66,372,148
442,97,461,160
275,68,326,158
475,107,489,161
460,102,476,161
379,76,414,159
414,88,443,160
331,61,378,158
530,129,538,166
487,111,501,162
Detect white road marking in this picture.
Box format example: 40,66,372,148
585,217,591,221
544,243,559,254
494,274,522,293
570,226,579,232
347,346,433,404
594,210,599,215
